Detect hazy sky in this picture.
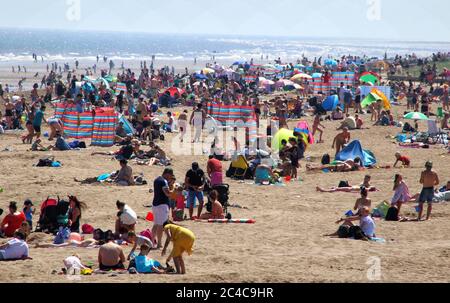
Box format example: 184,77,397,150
1,0,449,41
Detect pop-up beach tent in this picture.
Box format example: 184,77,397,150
335,140,377,167
323,95,339,111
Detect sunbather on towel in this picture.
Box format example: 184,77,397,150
307,158,364,172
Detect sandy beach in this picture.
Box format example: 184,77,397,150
1,92,449,282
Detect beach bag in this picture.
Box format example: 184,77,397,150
385,207,400,222
172,209,184,222
373,201,390,218
337,225,350,238
37,157,54,167
54,227,71,244
349,226,366,240
82,224,95,234
321,154,331,165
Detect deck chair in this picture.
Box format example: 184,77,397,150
226,155,250,180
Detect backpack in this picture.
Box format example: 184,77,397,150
338,225,350,238
37,157,54,167
321,154,331,165
385,207,400,221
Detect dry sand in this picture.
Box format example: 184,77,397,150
1,97,449,283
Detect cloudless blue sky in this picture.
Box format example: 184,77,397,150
1,0,449,41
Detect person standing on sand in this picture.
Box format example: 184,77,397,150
312,113,325,143
332,127,350,156
417,161,440,221
152,169,176,249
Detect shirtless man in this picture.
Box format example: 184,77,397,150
98,239,126,271
417,161,440,221
312,114,325,143
332,127,351,156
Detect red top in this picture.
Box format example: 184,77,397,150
207,158,223,174
1,212,26,237
399,156,411,166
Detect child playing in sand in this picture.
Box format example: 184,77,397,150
172,186,186,222
22,200,35,230
312,114,325,143
129,244,168,274
63,254,88,274
393,152,411,168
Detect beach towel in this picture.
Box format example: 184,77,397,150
335,140,377,167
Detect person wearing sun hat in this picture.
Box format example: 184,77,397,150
417,161,440,221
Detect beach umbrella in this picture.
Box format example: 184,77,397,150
272,129,295,151
260,79,275,86
325,59,338,66
262,64,276,69
371,88,391,110
403,112,429,121
194,73,208,80
294,64,305,69
165,87,185,97
360,74,379,85
202,68,215,74
361,92,382,108
232,60,246,66
291,73,312,81
276,79,294,87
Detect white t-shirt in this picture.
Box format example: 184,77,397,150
2,238,29,260
360,216,376,238
120,205,138,225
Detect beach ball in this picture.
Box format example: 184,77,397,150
146,212,154,222
69,233,83,242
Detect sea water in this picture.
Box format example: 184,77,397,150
1,28,449,63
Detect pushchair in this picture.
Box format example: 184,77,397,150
35,197,71,234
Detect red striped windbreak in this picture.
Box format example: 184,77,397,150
91,107,118,147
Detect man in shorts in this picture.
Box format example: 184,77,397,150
32,105,47,139
185,162,206,220
151,168,175,249
417,161,440,221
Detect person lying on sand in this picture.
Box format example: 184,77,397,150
36,238,100,249
0,231,31,261
136,142,171,166
307,158,363,172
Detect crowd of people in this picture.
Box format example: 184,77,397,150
1,50,449,276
